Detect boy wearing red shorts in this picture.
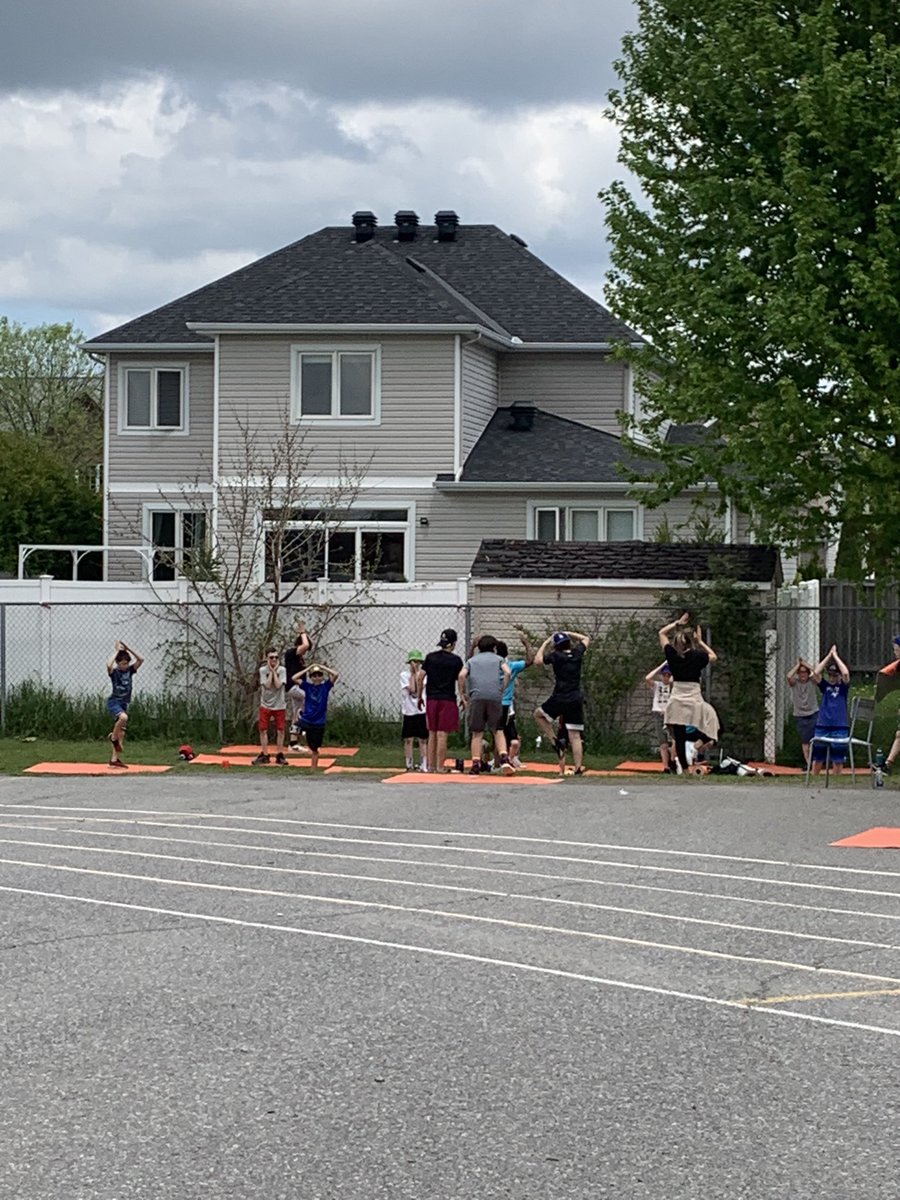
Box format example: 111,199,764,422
254,648,288,765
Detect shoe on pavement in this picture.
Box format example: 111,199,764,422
469,761,481,775
108,759,128,769
275,753,288,765
498,756,516,776
253,753,270,765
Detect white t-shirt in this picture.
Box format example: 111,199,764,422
259,664,287,710
400,667,424,716
651,678,671,714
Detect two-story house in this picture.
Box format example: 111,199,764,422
83,209,765,603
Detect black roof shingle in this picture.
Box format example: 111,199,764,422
470,540,782,583
86,222,641,347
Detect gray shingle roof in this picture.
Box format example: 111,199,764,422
85,223,641,347
460,407,657,483
471,539,782,583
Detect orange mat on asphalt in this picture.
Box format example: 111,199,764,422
385,771,558,785
25,762,171,775
832,827,900,849
325,765,400,775
191,753,335,769
443,758,563,774
219,744,358,757
615,760,805,776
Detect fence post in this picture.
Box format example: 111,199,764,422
464,602,473,656
0,604,6,735
217,601,226,745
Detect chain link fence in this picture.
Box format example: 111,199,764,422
0,597,896,758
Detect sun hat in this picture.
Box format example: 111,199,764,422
407,649,424,662
308,664,325,676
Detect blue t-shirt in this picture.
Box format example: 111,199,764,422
109,666,135,704
502,660,526,706
817,679,849,727
301,679,333,725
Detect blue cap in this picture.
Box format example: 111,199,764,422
894,635,900,647
552,632,569,646
660,664,672,674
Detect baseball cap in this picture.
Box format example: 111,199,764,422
438,628,457,646
893,635,900,647
407,648,424,662
660,664,672,674
552,632,570,646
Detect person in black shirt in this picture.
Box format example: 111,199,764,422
285,622,312,751
533,630,591,775
421,628,464,773
658,613,720,772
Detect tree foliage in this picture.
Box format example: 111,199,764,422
0,432,101,574
0,317,102,471
602,2,900,580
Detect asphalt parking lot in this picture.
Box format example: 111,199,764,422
2,772,900,1199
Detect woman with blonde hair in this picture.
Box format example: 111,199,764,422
658,612,720,773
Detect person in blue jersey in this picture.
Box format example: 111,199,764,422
810,645,851,776
495,631,535,769
294,663,339,769
106,640,144,769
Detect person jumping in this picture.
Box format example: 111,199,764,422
106,640,144,769
533,630,591,775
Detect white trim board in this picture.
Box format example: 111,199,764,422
217,475,436,490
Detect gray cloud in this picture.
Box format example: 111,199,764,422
0,0,635,108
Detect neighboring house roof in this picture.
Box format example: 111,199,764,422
470,539,782,583
84,222,641,348
459,407,658,484
665,423,722,446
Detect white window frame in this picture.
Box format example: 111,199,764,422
263,503,413,584
290,344,382,427
118,364,190,434
142,503,208,581
529,501,642,542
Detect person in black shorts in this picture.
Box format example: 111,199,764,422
533,630,591,775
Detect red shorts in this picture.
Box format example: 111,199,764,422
258,706,286,732
426,698,459,733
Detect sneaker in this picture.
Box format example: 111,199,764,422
108,759,128,769
405,760,414,772
498,756,516,776
469,761,481,775
253,753,270,765
674,760,683,775
572,766,587,777
510,756,523,769
418,761,429,773
884,762,893,775
275,753,288,765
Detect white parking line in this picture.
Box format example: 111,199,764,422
4,854,900,988
4,881,900,1040
3,833,900,954
2,802,898,879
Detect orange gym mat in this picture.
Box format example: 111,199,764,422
325,765,399,775
190,753,335,769
386,771,558,785
831,828,900,849
615,760,804,775
219,744,358,757
443,758,563,774
25,762,171,775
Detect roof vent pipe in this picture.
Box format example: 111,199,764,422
508,401,536,432
352,211,377,242
395,210,419,241
435,210,459,241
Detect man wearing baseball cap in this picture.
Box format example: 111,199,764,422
420,629,464,772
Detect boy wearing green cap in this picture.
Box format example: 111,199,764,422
401,649,428,772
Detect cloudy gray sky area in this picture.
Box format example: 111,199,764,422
0,0,637,336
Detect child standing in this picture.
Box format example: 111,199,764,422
254,648,288,765
401,650,428,772
295,664,339,769
644,661,674,773
106,640,144,769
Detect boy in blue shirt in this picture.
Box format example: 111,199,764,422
106,640,144,768
495,632,535,769
811,645,851,776
293,663,339,769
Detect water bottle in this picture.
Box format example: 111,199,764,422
874,748,885,789
535,735,542,750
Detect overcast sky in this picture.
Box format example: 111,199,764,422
0,0,637,337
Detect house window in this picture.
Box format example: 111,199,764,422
265,508,409,582
291,347,380,423
149,509,208,581
122,367,187,431
532,505,637,542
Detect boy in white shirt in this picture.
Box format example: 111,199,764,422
645,661,675,773
400,650,429,771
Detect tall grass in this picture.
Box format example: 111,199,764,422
3,682,220,743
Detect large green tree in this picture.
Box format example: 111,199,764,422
0,317,102,473
602,1,900,580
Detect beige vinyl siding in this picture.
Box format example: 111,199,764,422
217,334,456,477
499,353,626,433
461,340,498,456
107,353,214,484
105,489,212,582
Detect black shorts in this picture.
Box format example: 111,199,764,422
538,694,584,731
299,720,326,752
468,697,504,733
401,713,428,739
501,704,518,743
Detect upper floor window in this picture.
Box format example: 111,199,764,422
291,347,381,425
121,366,188,432
533,505,638,542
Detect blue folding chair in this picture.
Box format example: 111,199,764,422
805,696,875,787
